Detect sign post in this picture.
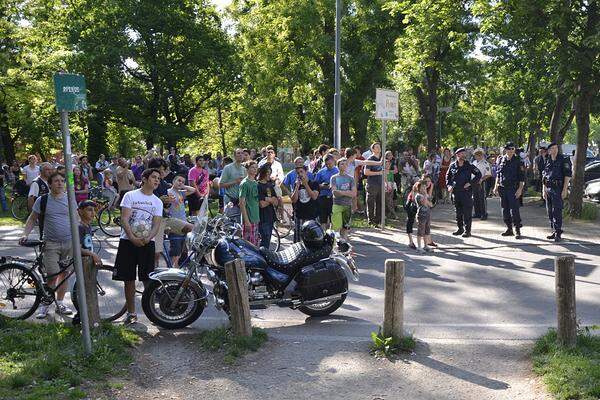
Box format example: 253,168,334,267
53,73,92,354
375,89,399,231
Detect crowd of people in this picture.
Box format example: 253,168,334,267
8,140,570,323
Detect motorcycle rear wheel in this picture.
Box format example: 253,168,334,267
298,294,346,317
141,280,206,329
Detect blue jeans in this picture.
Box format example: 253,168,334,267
259,221,274,249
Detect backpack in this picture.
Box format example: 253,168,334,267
38,194,49,240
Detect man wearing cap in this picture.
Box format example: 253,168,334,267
493,142,525,239
542,142,571,242
445,148,482,237
534,145,547,204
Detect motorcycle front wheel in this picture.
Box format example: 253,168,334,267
141,280,206,329
298,294,346,317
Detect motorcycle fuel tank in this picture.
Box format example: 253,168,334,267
214,238,269,270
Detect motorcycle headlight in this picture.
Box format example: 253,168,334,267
185,232,196,249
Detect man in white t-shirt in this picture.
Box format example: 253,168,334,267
22,155,40,186
258,145,284,195
113,168,163,325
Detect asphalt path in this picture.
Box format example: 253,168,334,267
1,198,599,342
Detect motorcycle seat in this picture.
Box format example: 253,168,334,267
259,242,332,274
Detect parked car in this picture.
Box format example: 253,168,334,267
585,162,600,183
584,178,600,202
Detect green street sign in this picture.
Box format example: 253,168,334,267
53,73,87,112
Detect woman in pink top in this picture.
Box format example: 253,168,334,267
187,155,210,216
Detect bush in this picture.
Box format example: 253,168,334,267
369,327,416,358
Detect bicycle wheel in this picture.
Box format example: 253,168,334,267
275,204,294,238
72,264,126,322
98,207,121,237
0,263,42,320
11,196,29,221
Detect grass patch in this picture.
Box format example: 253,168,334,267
198,326,267,364
0,209,21,226
351,212,403,230
369,327,416,359
0,319,140,400
533,327,600,400
563,202,599,221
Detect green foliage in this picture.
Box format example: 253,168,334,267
533,328,600,400
198,326,268,364
370,327,416,358
0,320,139,399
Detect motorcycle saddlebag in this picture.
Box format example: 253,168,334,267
295,259,348,301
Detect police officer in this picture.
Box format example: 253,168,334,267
446,148,482,237
493,142,525,239
542,142,572,242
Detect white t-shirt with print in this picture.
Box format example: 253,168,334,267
120,189,163,241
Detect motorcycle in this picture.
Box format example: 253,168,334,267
141,215,359,329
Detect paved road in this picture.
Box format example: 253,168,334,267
1,198,598,341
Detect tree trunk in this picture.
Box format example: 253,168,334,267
415,67,438,152
217,104,226,156
0,101,16,164
569,84,593,217
86,112,108,164
549,81,569,145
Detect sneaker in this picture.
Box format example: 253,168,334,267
55,304,73,316
408,243,417,250
427,242,438,247
423,246,432,252
36,304,50,319
124,313,138,325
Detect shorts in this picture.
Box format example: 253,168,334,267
416,216,431,236
43,241,73,276
113,239,155,281
331,204,352,231
155,218,189,254
168,234,185,257
317,196,333,224
188,194,204,213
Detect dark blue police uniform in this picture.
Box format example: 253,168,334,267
496,154,525,235
446,158,482,236
542,153,571,239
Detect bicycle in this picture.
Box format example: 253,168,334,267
10,191,29,221
89,186,122,237
0,240,127,321
274,197,294,238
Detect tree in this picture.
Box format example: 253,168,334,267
387,0,477,151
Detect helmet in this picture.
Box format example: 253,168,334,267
301,220,325,248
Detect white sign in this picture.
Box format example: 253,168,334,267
375,88,399,120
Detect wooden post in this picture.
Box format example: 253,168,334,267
383,259,405,339
81,256,100,329
224,259,252,337
555,255,577,347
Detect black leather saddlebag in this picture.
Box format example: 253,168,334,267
295,259,348,301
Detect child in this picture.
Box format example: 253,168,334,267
330,157,356,240
72,200,102,325
415,180,433,253
167,174,196,267
257,163,279,249
404,182,418,249
239,160,260,246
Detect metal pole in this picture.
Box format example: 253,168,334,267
380,120,386,230
60,111,92,354
333,0,342,149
